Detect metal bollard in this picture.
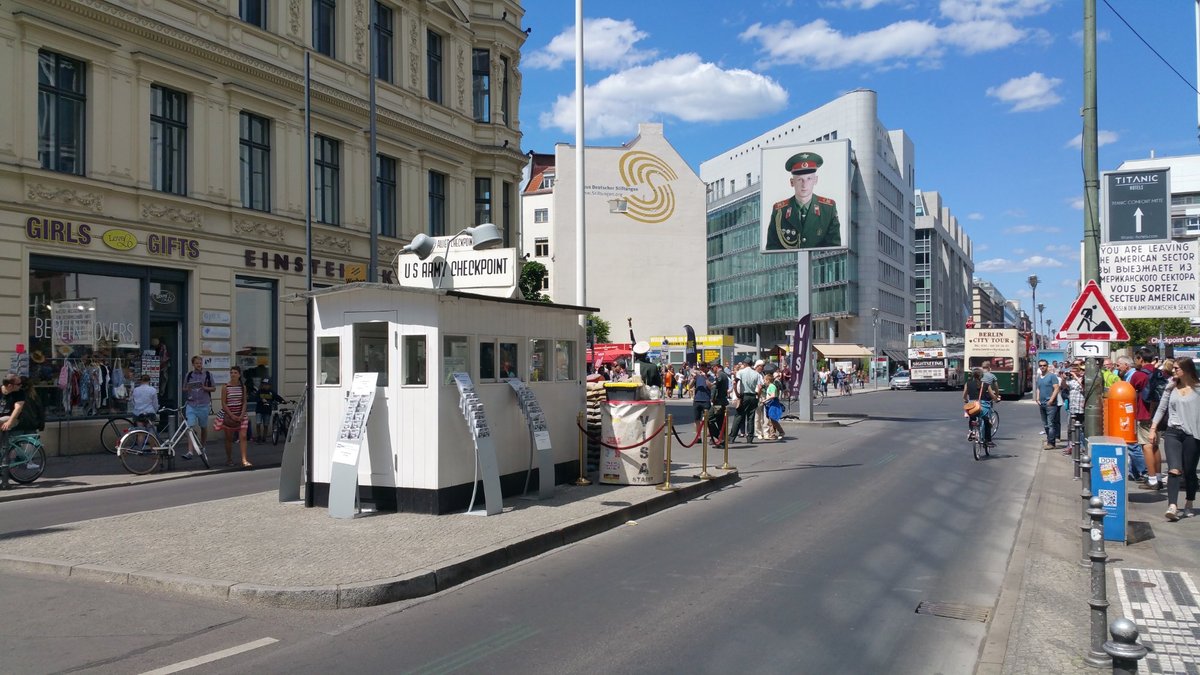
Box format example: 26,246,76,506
657,414,677,492
1103,617,1148,675
1080,449,1093,567
696,410,713,481
1084,495,1111,668
1072,421,1082,480
574,411,591,486
719,406,736,472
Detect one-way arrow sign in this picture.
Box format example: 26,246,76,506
1057,280,1129,342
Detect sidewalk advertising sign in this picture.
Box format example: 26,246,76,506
1099,240,1200,319
329,372,378,519
1088,437,1128,544
789,313,812,394
453,373,502,515
1102,168,1170,244
506,379,554,500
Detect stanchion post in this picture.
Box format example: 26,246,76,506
1072,421,1081,480
574,411,591,486
696,409,713,480
657,413,677,492
719,405,736,472
1103,617,1148,675
1084,495,1111,668
1079,448,1093,566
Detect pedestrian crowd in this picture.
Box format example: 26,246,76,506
1042,349,1200,522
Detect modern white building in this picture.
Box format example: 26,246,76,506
914,190,974,334
699,89,915,358
520,123,708,339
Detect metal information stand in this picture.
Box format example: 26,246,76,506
278,389,307,503
453,373,503,515
1087,436,1128,543
328,373,378,519
506,378,554,500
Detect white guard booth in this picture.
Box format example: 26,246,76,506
301,283,592,514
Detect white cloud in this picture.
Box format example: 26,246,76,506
825,0,895,8
986,72,1063,112
967,212,984,220
942,20,1025,53
525,18,657,71
1071,29,1111,44
1004,224,1061,234
1065,130,1119,149
741,19,942,70
539,54,788,137
974,255,1064,273
1061,278,1079,288
1045,243,1080,260
939,0,1054,23
1068,196,1085,210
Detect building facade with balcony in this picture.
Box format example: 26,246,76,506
700,89,915,355
1,0,527,449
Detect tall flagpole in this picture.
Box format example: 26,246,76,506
368,10,379,282
304,51,315,507
574,0,585,309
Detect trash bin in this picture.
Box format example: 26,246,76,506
599,400,666,485
603,381,641,401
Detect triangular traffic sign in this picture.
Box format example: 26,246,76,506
1056,280,1129,341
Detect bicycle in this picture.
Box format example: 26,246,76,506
117,407,210,475
811,381,827,405
1,433,47,484
985,407,999,437
270,402,294,445
100,415,136,454
967,412,993,461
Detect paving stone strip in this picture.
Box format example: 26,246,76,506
1113,568,1200,675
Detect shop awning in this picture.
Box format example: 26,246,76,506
882,349,909,364
813,344,874,359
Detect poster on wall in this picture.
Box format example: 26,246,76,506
760,140,851,253
50,299,98,350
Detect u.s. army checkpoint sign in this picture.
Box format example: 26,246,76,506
1102,168,1170,244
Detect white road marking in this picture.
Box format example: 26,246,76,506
139,637,279,675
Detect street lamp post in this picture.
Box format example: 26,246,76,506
1027,274,1040,345
1037,302,1046,346
1046,319,1053,345
871,307,880,390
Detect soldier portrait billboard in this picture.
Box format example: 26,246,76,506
760,140,851,253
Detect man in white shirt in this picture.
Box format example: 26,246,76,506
131,374,159,428
732,360,765,444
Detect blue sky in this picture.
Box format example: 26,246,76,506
515,0,1199,333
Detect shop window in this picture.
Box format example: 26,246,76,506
38,50,86,176
150,85,187,196
529,339,551,382
374,2,393,83
353,322,388,386
555,340,577,381
319,336,340,384
403,335,426,385
234,277,275,389
442,335,469,383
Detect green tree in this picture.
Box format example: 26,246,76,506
519,261,550,302
587,314,611,343
1117,317,1198,349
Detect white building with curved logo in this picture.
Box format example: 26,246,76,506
521,123,707,340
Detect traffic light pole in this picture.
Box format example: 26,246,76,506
1082,0,1103,439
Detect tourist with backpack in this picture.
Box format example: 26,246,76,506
1132,347,1169,490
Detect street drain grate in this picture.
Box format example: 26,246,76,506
915,601,991,623
1128,580,1156,589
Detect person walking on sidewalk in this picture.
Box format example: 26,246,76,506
219,366,251,468
1149,358,1200,521
183,356,216,449
731,360,763,444
1035,359,1061,449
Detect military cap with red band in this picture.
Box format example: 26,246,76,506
786,152,824,175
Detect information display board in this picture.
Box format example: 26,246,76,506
507,379,554,499
453,373,502,515
1099,240,1200,318
1088,437,1128,544
329,372,378,519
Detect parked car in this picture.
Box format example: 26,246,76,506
890,370,911,390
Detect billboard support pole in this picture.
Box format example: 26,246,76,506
1083,0,1103,439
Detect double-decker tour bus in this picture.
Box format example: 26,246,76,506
906,331,965,390
964,327,1031,399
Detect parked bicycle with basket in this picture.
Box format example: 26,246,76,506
1,375,48,486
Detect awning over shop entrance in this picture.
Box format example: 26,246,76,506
882,349,909,364
813,344,874,360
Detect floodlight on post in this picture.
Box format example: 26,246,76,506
436,223,503,289
401,233,436,260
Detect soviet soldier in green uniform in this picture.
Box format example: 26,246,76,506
765,151,842,250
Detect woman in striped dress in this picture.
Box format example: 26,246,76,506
221,366,251,467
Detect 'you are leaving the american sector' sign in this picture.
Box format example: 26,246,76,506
1099,240,1200,319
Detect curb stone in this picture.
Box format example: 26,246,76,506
0,470,739,609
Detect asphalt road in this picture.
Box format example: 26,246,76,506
0,389,1042,674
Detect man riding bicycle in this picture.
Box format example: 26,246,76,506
963,367,996,447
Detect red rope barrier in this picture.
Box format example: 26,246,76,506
575,418,670,450
671,425,703,448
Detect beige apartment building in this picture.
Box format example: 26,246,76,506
0,0,526,448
